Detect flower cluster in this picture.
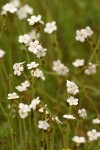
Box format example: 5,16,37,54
63,114,76,120
66,80,79,95
87,129,100,141
67,96,78,106
84,63,97,75
1,2,17,15
17,4,33,20
72,59,84,67
27,62,39,70
13,62,24,76
30,97,41,110
16,80,30,92
92,118,100,124
18,34,31,46
38,120,50,130
31,69,45,81
78,108,87,119
75,26,93,42
8,92,19,100
72,136,86,144
19,103,30,119
44,21,57,34
27,15,44,26
53,59,69,76
28,40,47,58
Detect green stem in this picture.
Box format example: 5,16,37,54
88,37,100,62
23,120,27,148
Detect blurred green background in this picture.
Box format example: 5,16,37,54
0,0,100,109
0,0,100,149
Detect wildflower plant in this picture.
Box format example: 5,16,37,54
0,0,100,150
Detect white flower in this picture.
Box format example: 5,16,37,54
75,29,88,42
35,47,47,58
13,62,24,76
38,104,49,114
52,116,63,124
72,59,84,67
8,92,19,100
17,4,33,20
92,118,100,124
63,114,76,119
28,40,47,58
85,26,93,37
66,80,79,95
53,59,69,76
16,85,27,92
87,129,100,141
18,103,30,119
28,40,41,52
78,108,87,119
75,27,93,42
0,49,5,58
18,34,31,46
1,3,17,15
27,62,39,70
67,96,78,106
84,63,96,75
27,15,44,26
19,109,28,119
16,80,30,92
72,136,86,144
38,120,50,130
31,69,45,81
30,97,41,110
19,103,30,112
21,80,30,88
44,21,57,34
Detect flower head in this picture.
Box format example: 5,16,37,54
27,15,44,26
31,69,45,81
72,136,86,144
84,63,96,75
75,29,87,42
63,114,76,120
72,59,84,67
85,26,93,37
1,3,17,15
87,129,100,141
44,21,57,34
38,120,50,130
92,118,100,124
67,96,78,106
66,80,79,95
27,62,39,70
18,34,31,46
28,40,47,58
30,97,41,110
75,26,93,42
18,103,30,119
13,62,24,76
8,92,19,100
38,104,49,114
17,4,33,20
53,59,69,76
52,116,63,124
78,108,87,119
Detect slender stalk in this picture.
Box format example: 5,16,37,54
23,120,27,148
88,37,100,62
